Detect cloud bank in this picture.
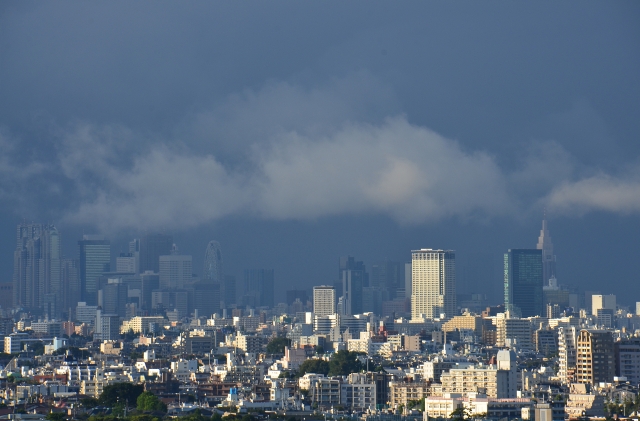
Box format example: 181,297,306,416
2,76,638,233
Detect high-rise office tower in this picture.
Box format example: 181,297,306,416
223,275,236,307
116,253,138,273
62,258,80,316
159,254,192,290
192,280,220,318
140,271,160,311
243,269,274,308
13,223,63,314
98,278,128,317
313,285,336,317
339,256,368,316
40,226,61,317
13,222,41,309
504,249,543,318
203,241,223,283
536,217,556,285
78,235,111,306
139,233,173,273
371,260,404,299
411,249,456,320
342,269,365,315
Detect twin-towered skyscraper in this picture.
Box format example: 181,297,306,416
13,223,68,317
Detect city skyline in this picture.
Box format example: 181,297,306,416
7,215,636,316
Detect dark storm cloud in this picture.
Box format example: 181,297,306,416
1,1,639,300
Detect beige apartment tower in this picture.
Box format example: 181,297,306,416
313,285,336,317
411,249,456,320
576,329,614,385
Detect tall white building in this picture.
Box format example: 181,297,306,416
558,326,578,384
313,285,336,317
159,254,192,290
411,249,456,320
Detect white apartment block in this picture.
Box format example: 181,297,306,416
341,374,376,410
558,326,578,384
496,313,533,350
440,351,516,399
411,249,455,320
313,285,336,317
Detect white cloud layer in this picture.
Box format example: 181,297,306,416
2,76,639,233
545,173,640,215
62,117,512,232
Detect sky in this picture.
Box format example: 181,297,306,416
1,1,639,305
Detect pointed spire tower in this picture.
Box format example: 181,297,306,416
536,211,556,286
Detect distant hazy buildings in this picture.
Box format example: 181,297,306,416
78,235,111,306
159,254,192,290
203,241,223,283
243,269,274,308
411,249,456,320
139,233,173,273
13,223,62,315
313,285,336,317
339,256,368,316
536,217,556,285
203,240,226,309
504,249,543,318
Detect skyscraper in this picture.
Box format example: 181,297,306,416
536,217,556,285
78,236,111,306
62,258,80,316
13,222,41,309
313,285,336,317
243,269,274,308
40,226,61,316
139,233,173,273
13,223,63,314
411,249,456,320
504,249,543,318
159,254,192,290
203,241,223,283
339,256,368,316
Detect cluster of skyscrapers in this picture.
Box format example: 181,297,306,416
9,225,276,322
309,217,563,325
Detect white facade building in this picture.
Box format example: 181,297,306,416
159,254,192,290
411,249,456,320
313,286,336,317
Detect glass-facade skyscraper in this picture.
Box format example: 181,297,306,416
78,236,111,305
504,249,543,318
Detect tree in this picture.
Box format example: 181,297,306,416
297,358,330,377
266,337,291,354
99,382,144,407
328,350,363,376
29,342,45,356
136,391,167,412
45,413,66,421
81,397,99,408
450,406,472,420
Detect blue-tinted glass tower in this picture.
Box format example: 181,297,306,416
504,249,543,318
